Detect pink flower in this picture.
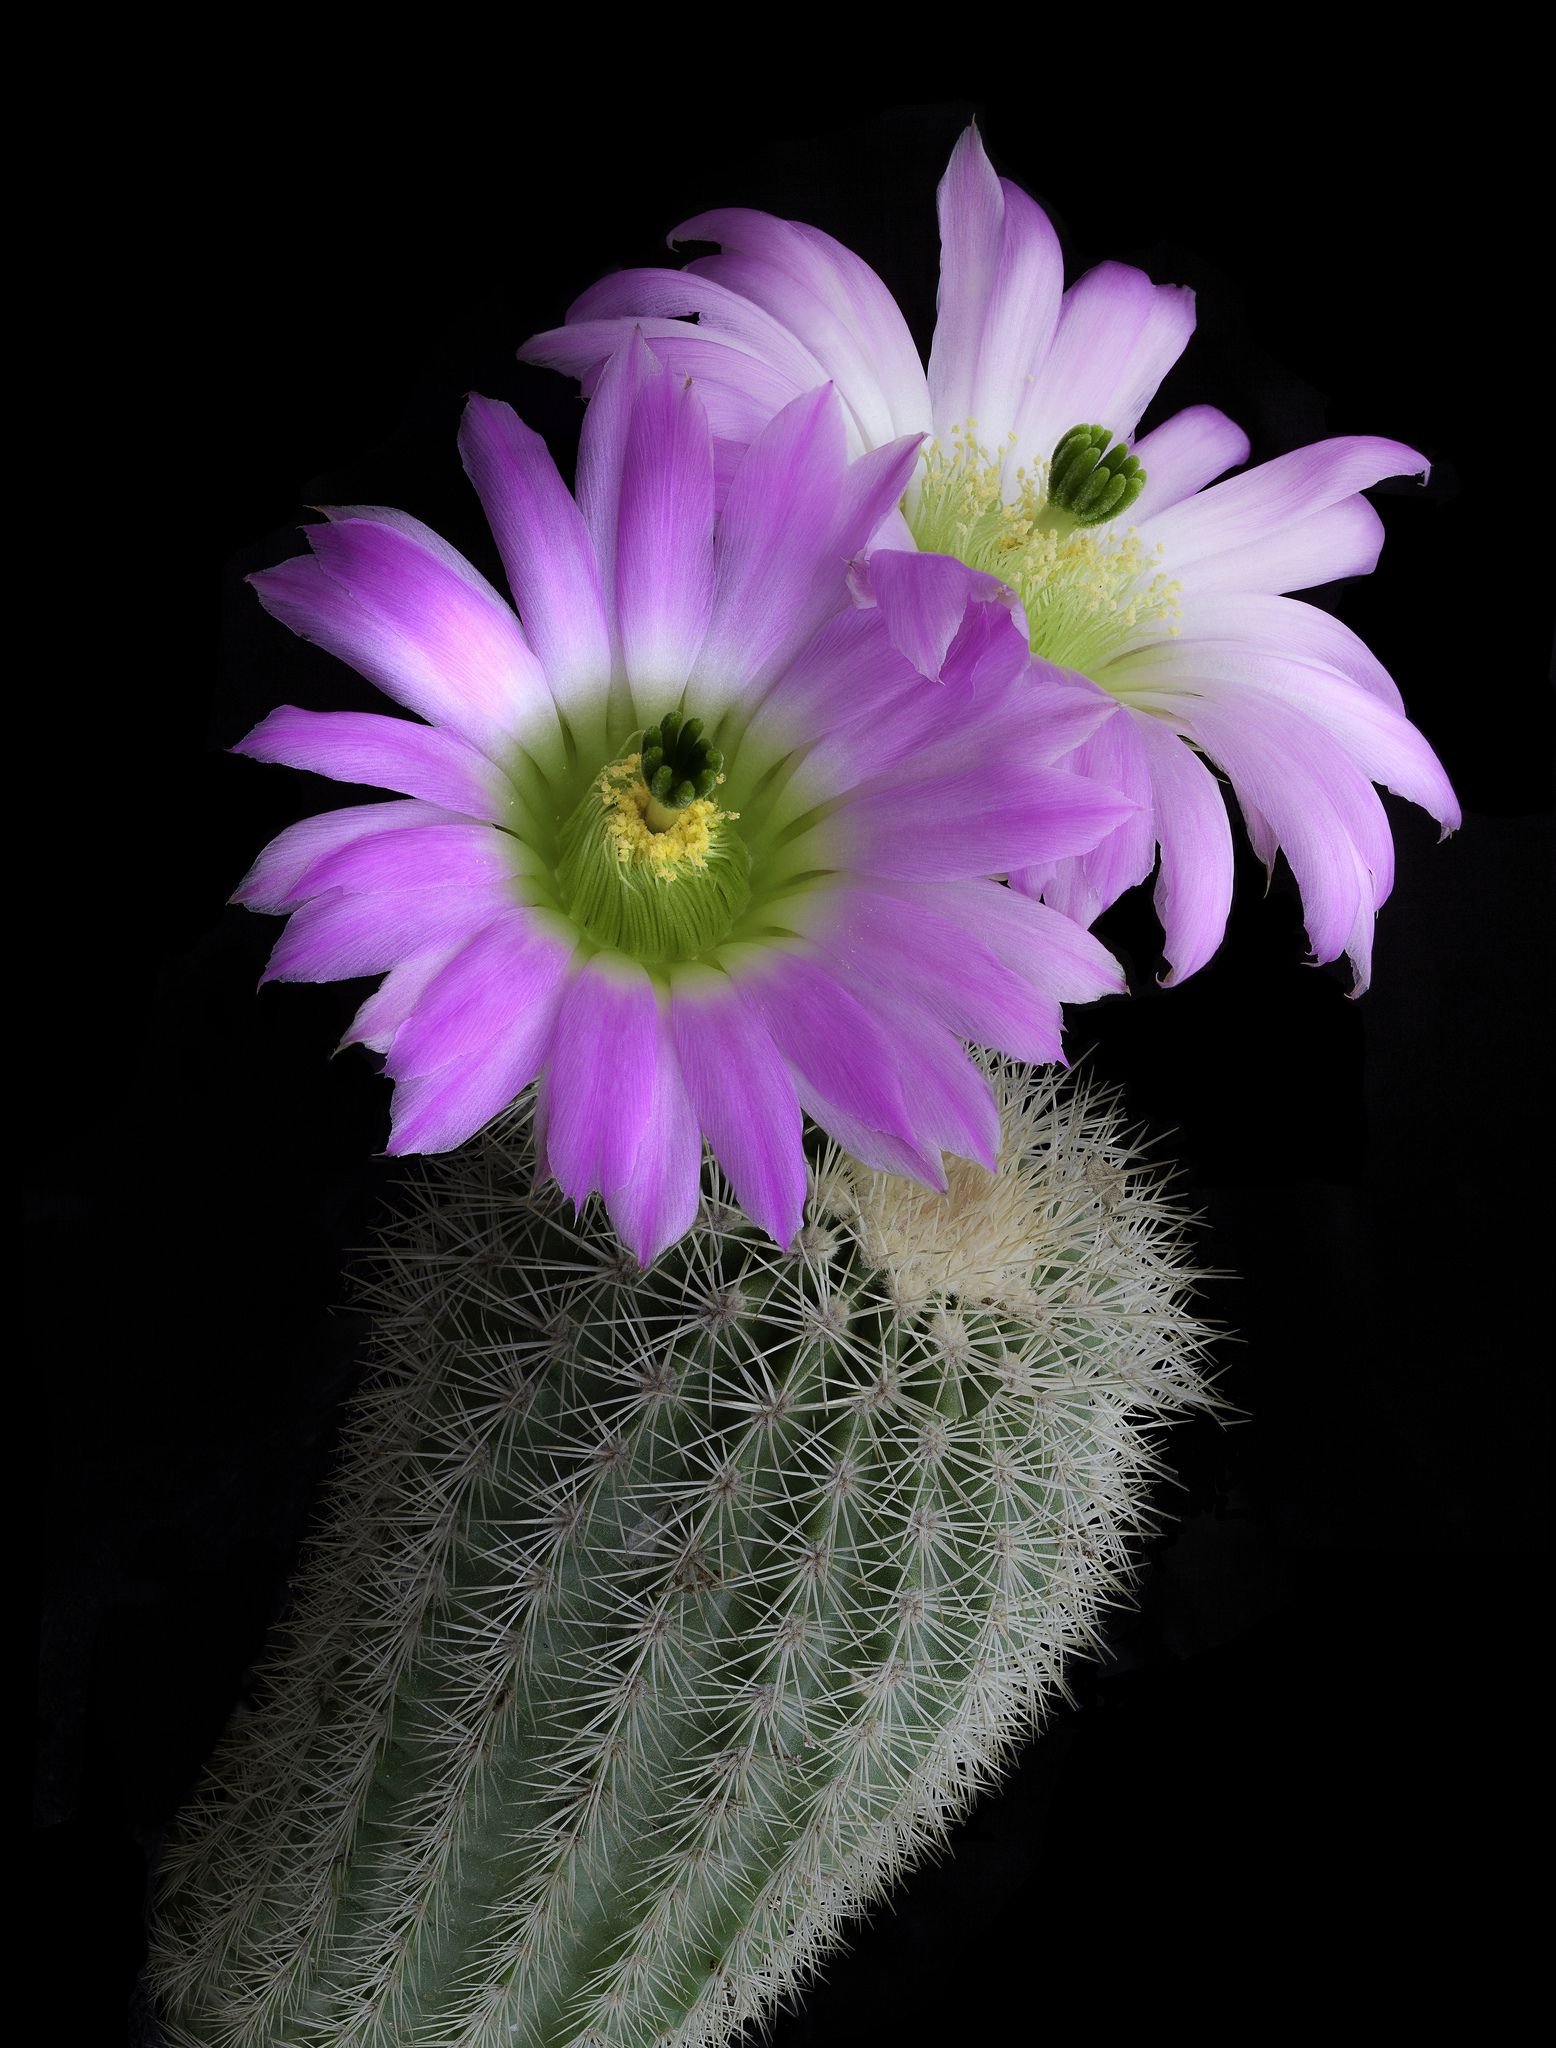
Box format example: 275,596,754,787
524,127,1458,990
235,342,1132,1260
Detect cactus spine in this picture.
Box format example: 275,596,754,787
150,1061,1216,2047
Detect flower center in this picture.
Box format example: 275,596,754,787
554,723,750,964
906,424,1181,678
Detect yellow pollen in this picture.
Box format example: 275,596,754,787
908,431,1183,679
596,754,738,877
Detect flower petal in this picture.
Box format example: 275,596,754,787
286,820,523,903
1171,495,1386,596
1130,406,1251,517
1120,642,1459,830
260,881,515,985
1013,261,1195,472
1139,435,1427,570
559,266,834,406
927,124,1006,439
723,942,916,1146
253,514,556,763
1162,590,1405,709
696,385,852,698
1129,711,1235,986
824,758,1136,882
794,883,1107,1069
674,206,931,444
849,547,1019,685
1173,692,1393,969
340,938,474,1054
614,353,716,705
385,912,574,1080
1017,702,1158,930
601,1004,702,1266
232,800,460,912
542,956,659,1208
234,706,514,822
670,971,805,1248
458,394,613,752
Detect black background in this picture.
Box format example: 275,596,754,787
32,89,1550,2043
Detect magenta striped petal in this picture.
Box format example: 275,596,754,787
671,974,805,1249
234,706,513,821
542,958,659,1207
340,938,474,1055
232,800,459,912
385,914,574,1080
260,880,515,985
601,1005,702,1265
253,514,555,762
458,395,612,740
826,759,1135,882
728,944,916,1147
613,352,716,701
286,820,523,903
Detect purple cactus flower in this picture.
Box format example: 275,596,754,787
524,126,1458,990
234,341,1133,1260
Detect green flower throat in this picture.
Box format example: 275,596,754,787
907,422,1181,676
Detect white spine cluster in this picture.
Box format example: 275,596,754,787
150,1061,1218,2047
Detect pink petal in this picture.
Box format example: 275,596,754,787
674,206,931,443
261,882,513,985
1122,643,1459,831
1175,495,1386,596
1013,261,1195,473
727,942,915,1145
850,547,1019,684
670,972,805,1249
1167,591,1405,710
234,706,513,822
1129,712,1236,986
1177,692,1394,969
1140,435,1427,571
458,395,612,746
601,1004,702,1265
385,913,574,1080
1131,406,1251,518
287,821,522,902
254,514,555,762
696,385,853,698
542,957,659,1207
826,758,1136,882
614,353,716,703
340,938,474,1054
927,126,1009,438
232,800,458,912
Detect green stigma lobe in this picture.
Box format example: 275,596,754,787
1047,424,1146,527
639,713,725,818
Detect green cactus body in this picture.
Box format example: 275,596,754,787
150,1065,1214,2047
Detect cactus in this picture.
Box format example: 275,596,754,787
149,1060,1216,2047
